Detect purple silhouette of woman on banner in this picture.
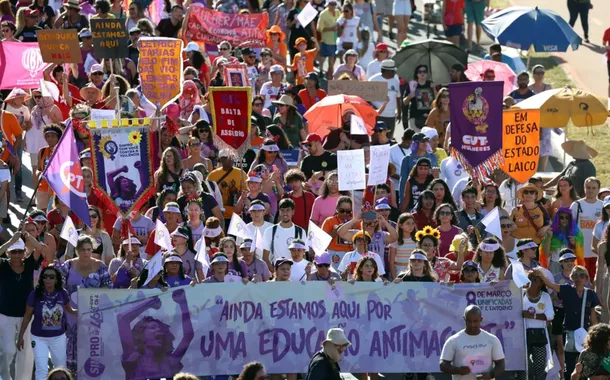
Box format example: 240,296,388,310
117,288,194,379
106,161,149,204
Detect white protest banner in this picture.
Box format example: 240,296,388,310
227,213,251,239
481,207,502,241
307,220,332,255
337,149,366,191
142,251,163,286
367,144,390,186
60,215,78,247
296,2,318,28
154,219,173,251
350,114,368,135
78,282,525,378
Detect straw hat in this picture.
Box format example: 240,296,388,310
79,83,102,101
562,140,598,160
271,94,296,109
516,183,543,201
65,0,81,9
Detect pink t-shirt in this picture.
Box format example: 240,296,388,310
439,225,462,257
310,195,341,226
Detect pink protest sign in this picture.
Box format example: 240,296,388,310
0,42,50,89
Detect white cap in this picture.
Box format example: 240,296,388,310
89,63,103,74
171,230,189,239
121,237,141,246
184,42,200,53
270,64,284,74
8,239,25,251
247,175,263,183
421,126,439,140
164,255,183,264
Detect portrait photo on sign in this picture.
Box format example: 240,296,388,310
223,64,250,88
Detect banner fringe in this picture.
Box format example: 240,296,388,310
451,148,504,180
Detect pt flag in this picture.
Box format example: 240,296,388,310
42,126,92,227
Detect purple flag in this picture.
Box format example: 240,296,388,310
42,126,92,228
448,81,503,178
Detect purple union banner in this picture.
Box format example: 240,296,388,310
77,282,526,379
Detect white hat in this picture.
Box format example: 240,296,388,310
380,59,397,71
248,203,265,211
288,239,306,250
171,229,189,240
247,175,263,183
211,255,230,264
163,202,181,213
184,42,200,53
8,239,25,251
323,328,351,346
121,237,141,246
89,63,103,74
240,240,253,249
421,126,439,140
164,255,183,264
270,64,284,74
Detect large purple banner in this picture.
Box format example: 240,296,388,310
448,81,504,178
77,282,525,379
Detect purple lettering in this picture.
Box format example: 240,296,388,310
369,331,381,357
220,301,263,323
367,301,392,321
199,331,247,360
408,330,427,358
258,328,324,362
345,329,360,356
331,301,361,319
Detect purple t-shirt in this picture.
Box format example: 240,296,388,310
245,258,272,281
165,250,203,279
165,275,192,288
27,289,70,338
203,275,224,283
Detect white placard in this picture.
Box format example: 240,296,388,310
367,144,390,186
154,219,173,251
296,2,318,28
143,252,163,286
337,149,366,191
350,114,368,135
307,220,333,255
91,108,116,122
227,213,251,239
60,215,78,247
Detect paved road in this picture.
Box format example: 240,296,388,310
509,0,609,99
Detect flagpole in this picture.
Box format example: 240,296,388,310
21,174,44,222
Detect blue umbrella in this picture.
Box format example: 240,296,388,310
481,6,582,52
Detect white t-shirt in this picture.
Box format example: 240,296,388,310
338,16,360,44
290,259,310,281
358,42,375,70
236,222,273,259
259,82,284,109
441,157,469,194
440,329,505,380
263,223,308,262
369,73,400,118
571,199,603,258
389,144,411,191
337,250,386,276
522,292,554,329
367,59,382,79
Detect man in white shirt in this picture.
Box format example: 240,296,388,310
262,198,307,272
369,59,401,136
236,201,273,259
288,239,312,281
440,305,505,380
571,177,603,280
389,129,414,198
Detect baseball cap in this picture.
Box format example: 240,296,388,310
8,239,25,251
218,149,232,159
462,260,477,269
412,132,429,142
270,65,284,74
89,63,103,74
375,43,389,51
274,258,294,268
294,37,307,47
241,47,254,55
603,195,610,208
184,42,200,53
303,133,322,144
314,252,332,265
373,121,388,132
559,252,577,262
421,126,439,140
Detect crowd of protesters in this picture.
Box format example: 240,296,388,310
0,0,609,379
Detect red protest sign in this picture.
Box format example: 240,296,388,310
137,37,183,109
209,87,252,151
183,5,268,48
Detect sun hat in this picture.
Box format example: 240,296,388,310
410,252,428,261
516,183,543,201
559,252,577,261
65,0,81,9
274,258,294,268
5,88,29,101
79,83,102,101
184,42,200,53
163,202,181,213
8,239,25,251
164,255,183,264
211,254,230,264
380,59,397,71
121,237,141,246
266,25,286,41
323,328,351,346
288,239,306,250
562,140,598,160
271,94,296,109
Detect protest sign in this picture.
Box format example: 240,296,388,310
337,149,366,191
350,114,368,135
368,144,391,186
183,5,268,48
90,19,129,59
78,281,525,378
308,220,332,255
449,81,503,178
328,80,387,102
60,216,78,247
90,122,154,217
36,29,82,64
227,213,250,239
501,109,540,184
209,87,251,153
280,149,300,167
297,2,318,28
138,37,183,109
0,42,48,89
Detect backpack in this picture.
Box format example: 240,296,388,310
270,223,304,258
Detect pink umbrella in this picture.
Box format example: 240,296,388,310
464,61,516,95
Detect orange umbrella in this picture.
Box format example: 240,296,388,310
304,94,378,138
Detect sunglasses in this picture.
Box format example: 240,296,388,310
261,53,270,57
33,95,42,99
248,55,256,59
89,214,99,219
338,208,352,214
253,102,263,106
198,129,208,133
559,215,570,220
42,274,56,280
219,47,229,51
440,94,449,98
317,263,330,268
438,211,453,216
91,72,103,76
522,190,537,195
417,70,428,74
501,224,511,229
